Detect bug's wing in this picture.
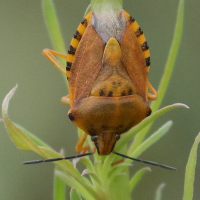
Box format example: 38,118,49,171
121,22,148,100
68,24,104,106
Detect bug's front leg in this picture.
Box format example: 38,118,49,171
43,48,67,75
75,131,90,153
147,82,157,101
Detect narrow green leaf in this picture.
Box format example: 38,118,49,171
2,85,46,155
102,143,128,179
42,0,67,84
108,163,132,179
117,103,188,152
155,183,166,200
132,0,185,151
70,188,82,200
79,157,95,172
108,173,131,200
183,132,200,200
99,146,131,200
129,167,151,192
14,123,50,149
82,176,94,188
2,86,88,189
55,170,99,200
80,158,104,195
81,169,102,186
54,167,66,200
102,145,130,200
128,121,173,164
34,147,92,188
42,0,66,56
151,0,185,113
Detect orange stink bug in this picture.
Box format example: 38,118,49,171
24,5,175,170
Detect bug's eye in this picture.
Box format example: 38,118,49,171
116,134,120,141
91,136,98,142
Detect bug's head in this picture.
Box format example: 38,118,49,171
91,133,120,155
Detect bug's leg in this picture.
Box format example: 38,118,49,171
111,158,125,166
75,131,90,153
147,82,157,101
43,48,66,75
61,95,70,105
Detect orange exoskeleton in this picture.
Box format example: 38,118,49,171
24,3,176,170
43,8,157,155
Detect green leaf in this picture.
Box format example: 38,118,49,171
117,103,188,152
128,121,173,161
1,85,92,191
81,169,102,186
42,0,67,84
70,188,82,200
129,167,151,192
183,132,200,200
132,0,185,151
14,123,50,149
2,85,47,155
155,183,166,200
151,0,185,113
108,163,132,179
42,0,66,56
55,170,99,200
108,173,131,200
54,167,66,200
79,157,95,172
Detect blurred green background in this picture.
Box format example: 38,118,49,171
0,0,199,199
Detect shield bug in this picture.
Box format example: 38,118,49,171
24,5,175,170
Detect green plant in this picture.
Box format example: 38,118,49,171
2,0,199,200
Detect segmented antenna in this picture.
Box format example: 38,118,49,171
113,151,176,170
23,152,93,164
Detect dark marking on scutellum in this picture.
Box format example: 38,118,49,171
128,88,133,95
108,91,113,97
121,91,126,96
99,89,105,96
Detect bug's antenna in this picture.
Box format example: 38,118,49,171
23,152,94,164
112,151,176,171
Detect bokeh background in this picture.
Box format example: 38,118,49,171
0,0,199,199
